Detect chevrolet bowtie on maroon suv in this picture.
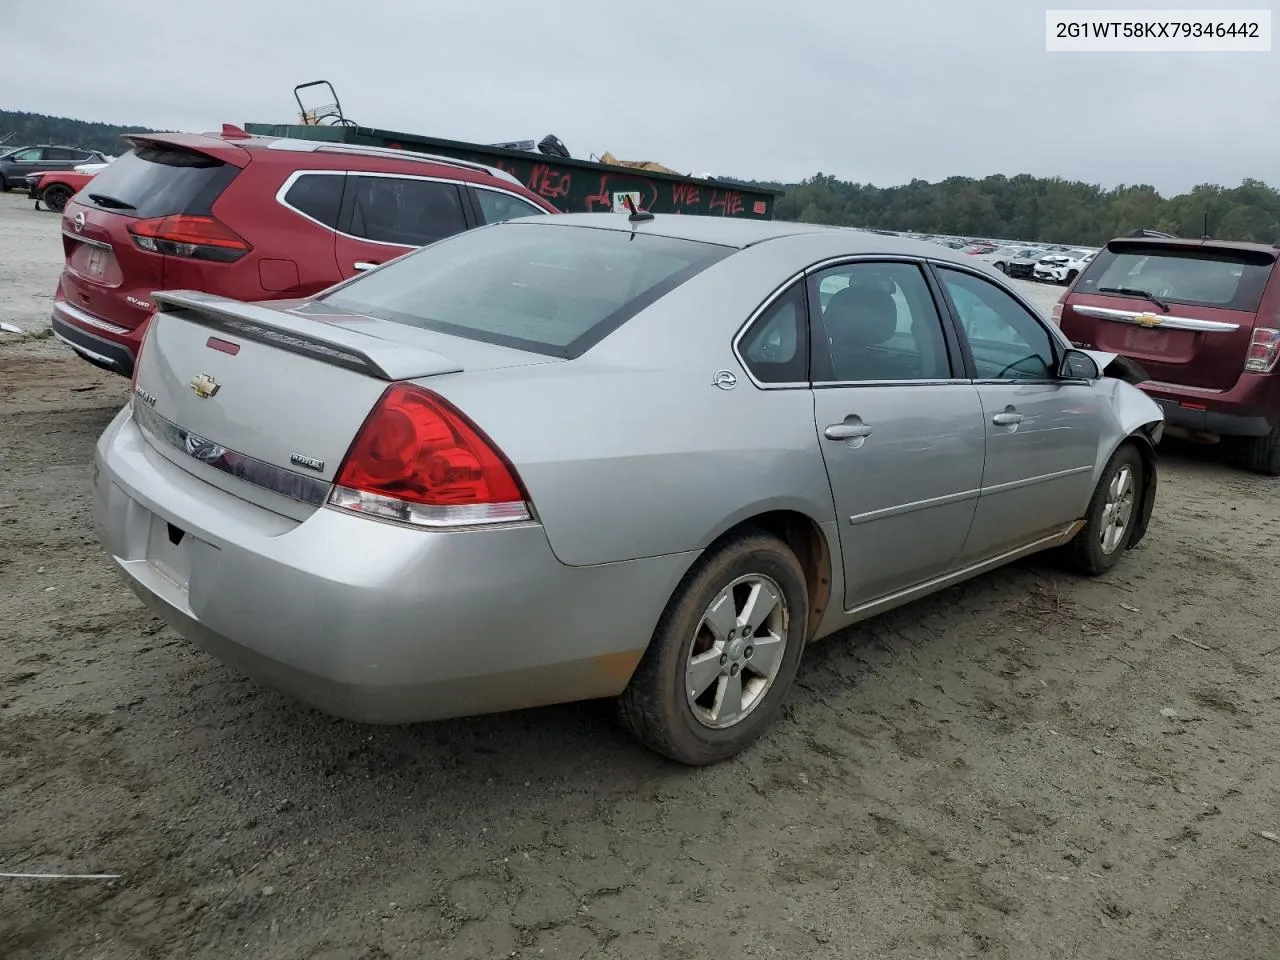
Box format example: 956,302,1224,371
1058,235,1280,474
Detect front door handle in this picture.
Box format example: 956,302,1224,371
353,261,381,272
992,411,1024,426
825,421,874,441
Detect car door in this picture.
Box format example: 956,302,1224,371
43,147,79,171
932,264,1102,562
805,260,987,609
4,147,45,181
334,174,472,279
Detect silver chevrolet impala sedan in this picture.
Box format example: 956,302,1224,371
95,213,1163,765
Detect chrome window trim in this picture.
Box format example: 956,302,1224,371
274,169,474,251
132,400,332,507
730,269,810,391
813,378,972,389
1070,303,1240,333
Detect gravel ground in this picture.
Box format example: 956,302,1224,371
3,190,1279,960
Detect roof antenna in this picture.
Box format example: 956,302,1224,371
625,195,654,225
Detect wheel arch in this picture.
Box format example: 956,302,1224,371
1119,427,1159,548
700,508,835,643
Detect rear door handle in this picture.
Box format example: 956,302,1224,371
825,421,874,441
992,411,1024,426
353,261,381,272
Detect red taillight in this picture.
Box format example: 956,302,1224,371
1244,327,1280,374
128,215,251,263
329,383,531,528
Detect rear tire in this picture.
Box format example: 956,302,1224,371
1242,426,1280,476
618,530,808,766
996,262,1007,274
42,184,72,213
1063,443,1144,576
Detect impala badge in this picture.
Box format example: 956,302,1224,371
290,453,325,472
189,373,221,399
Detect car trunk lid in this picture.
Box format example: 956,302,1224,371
133,291,555,520
1061,242,1276,391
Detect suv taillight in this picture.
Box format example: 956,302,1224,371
1245,327,1280,373
128,215,251,263
329,383,531,528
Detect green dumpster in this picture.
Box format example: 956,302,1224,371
243,123,780,220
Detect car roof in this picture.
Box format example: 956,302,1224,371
510,214,1014,268
1105,236,1280,257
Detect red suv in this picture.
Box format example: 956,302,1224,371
1058,236,1280,474
51,125,556,378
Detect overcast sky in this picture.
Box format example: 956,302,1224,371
1,0,1274,194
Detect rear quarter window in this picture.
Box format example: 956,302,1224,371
79,144,239,219
1077,245,1275,312
320,221,732,358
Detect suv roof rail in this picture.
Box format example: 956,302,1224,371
1120,227,1178,239
265,137,524,187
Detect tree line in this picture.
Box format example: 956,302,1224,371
749,173,1280,246
5,109,1277,246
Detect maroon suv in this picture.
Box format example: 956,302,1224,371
51,125,557,378
1058,236,1280,474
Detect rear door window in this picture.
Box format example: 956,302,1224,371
77,144,239,218
1077,245,1274,312
282,173,344,228
475,189,547,224
319,220,732,357
344,176,468,246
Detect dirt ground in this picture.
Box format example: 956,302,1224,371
3,190,1279,960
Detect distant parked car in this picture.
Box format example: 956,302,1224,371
95,215,1163,764
0,144,106,191
985,247,1046,275
51,125,557,379
1034,250,1096,284
26,169,97,212
1059,235,1280,474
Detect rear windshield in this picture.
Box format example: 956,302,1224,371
80,144,239,219
1077,244,1275,312
320,221,733,358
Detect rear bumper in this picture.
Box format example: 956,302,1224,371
1140,376,1280,438
50,299,141,378
95,405,693,724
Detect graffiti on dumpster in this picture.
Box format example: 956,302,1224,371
461,154,770,218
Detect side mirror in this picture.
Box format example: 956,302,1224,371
1059,349,1100,380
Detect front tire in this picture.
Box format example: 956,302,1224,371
1065,269,1078,285
1064,444,1144,576
618,530,808,765
42,184,73,213
1242,425,1280,476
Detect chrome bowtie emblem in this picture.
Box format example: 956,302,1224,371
189,373,220,398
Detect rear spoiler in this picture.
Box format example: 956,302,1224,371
150,291,463,381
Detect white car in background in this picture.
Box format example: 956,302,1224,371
1033,249,1096,285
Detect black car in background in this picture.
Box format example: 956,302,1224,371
0,144,106,191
